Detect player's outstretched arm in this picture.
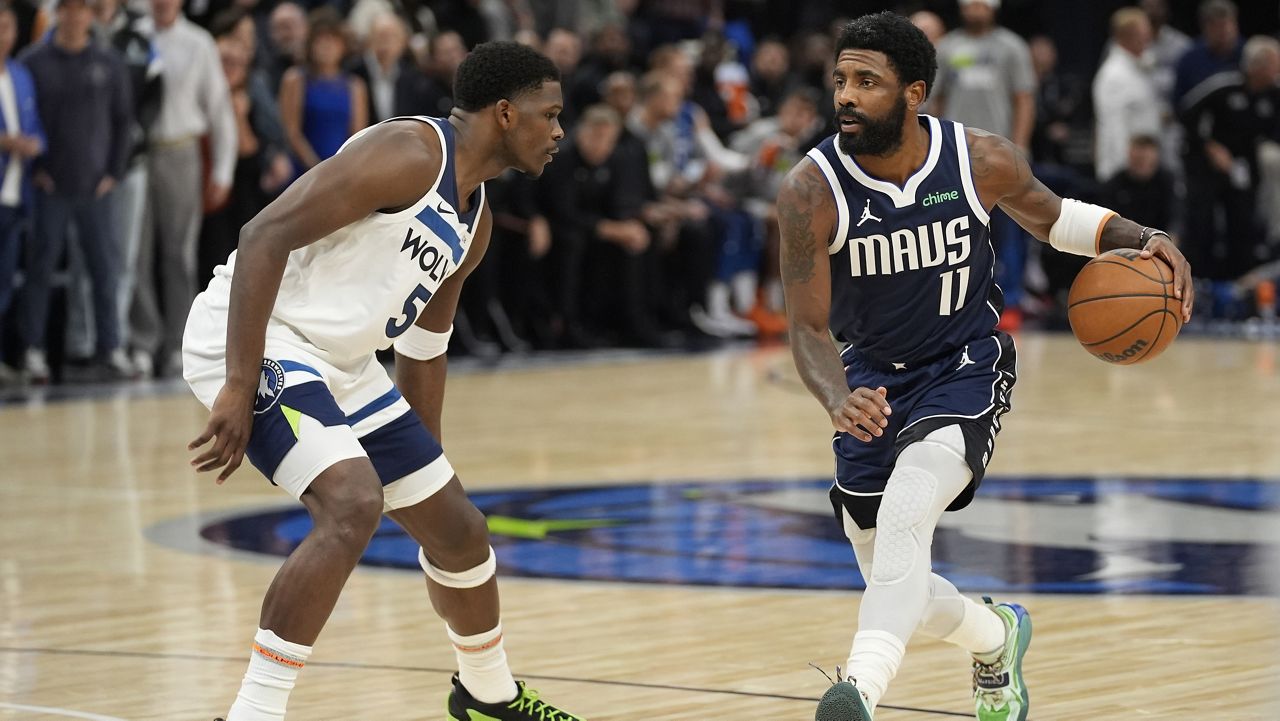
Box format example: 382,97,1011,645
778,158,891,442
968,129,1193,322
394,203,493,442
189,122,443,482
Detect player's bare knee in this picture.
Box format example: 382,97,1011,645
424,501,491,572
308,467,384,551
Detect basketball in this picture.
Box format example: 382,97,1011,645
1067,248,1183,365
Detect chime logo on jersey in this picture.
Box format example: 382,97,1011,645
846,215,972,277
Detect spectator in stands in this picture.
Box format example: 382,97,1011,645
1180,35,1280,283
728,87,822,335
749,38,796,120
539,105,661,347
422,30,466,116
266,1,306,93
130,0,235,377
933,0,1036,330
568,23,630,114
543,27,581,127
199,31,291,283
0,3,41,383
19,0,130,382
909,11,945,46
1094,8,1159,182
1174,0,1242,107
352,12,434,122
63,0,161,374
1029,35,1086,169
280,9,367,172
1140,0,1191,104
1101,134,1176,233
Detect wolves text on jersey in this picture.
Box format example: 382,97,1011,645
400,227,451,281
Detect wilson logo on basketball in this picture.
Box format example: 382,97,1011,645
1096,338,1149,363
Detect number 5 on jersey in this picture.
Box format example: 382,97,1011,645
939,266,970,316
387,284,434,337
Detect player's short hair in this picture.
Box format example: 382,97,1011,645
453,40,560,112
835,12,938,99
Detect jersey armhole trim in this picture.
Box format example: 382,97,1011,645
363,116,448,222
805,149,850,255
953,123,991,227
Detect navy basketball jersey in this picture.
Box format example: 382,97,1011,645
806,114,1002,365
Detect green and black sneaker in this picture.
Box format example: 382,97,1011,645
446,673,584,721
973,598,1032,721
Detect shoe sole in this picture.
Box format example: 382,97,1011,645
1002,603,1033,721
815,681,872,721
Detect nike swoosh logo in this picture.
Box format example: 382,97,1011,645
436,201,455,216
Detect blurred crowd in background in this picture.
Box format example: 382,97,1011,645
0,0,1278,384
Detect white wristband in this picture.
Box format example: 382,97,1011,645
1049,198,1116,257
394,323,452,360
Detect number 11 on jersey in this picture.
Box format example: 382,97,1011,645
939,266,970,316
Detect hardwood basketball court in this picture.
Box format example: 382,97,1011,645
1,332,1277,719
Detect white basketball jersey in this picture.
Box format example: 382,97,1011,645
199,116,484,362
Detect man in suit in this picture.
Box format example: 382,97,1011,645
351,13,434,122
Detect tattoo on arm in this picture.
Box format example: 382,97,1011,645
778,165,828,285
969,130,1059,241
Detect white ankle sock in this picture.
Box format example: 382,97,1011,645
942,599,1008,660
226,628,312,721
448,623,517,704
845,629,906,712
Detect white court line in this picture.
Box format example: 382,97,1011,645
0,702,127,720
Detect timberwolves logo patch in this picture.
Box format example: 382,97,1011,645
190,476,1279,596
254,359,286,414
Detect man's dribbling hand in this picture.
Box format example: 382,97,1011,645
188,383,256,483
829,386,891,442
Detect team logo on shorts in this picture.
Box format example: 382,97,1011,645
254,359,286,415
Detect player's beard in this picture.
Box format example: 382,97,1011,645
836,94,909,157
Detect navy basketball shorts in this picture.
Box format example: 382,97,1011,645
829,332,1017,530
183,311,453,510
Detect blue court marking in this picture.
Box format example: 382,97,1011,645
346,387,403,425
200,475,1280,596
414,205,464,263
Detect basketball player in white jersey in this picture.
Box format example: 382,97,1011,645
777,13,1193,721
183,42,582,721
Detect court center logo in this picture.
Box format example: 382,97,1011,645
254,359,286,414
195,476,1280,596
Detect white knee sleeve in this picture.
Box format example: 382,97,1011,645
842,507,877,576
869,426,971,586
419,546,497,589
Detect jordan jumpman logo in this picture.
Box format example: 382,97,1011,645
856,198,881,227
956,345,975,371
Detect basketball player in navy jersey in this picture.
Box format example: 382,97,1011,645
778,14,1193,721
184,42,581,720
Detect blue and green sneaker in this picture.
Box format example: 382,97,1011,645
446,673,583,721
973,599,1032,721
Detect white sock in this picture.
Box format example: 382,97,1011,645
226,628,312,721
448,623,517,704
942,599,1008,661
845,629,906,712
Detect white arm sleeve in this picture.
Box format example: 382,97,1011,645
1049,198,1116,257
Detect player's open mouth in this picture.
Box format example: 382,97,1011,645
839,117,860,131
